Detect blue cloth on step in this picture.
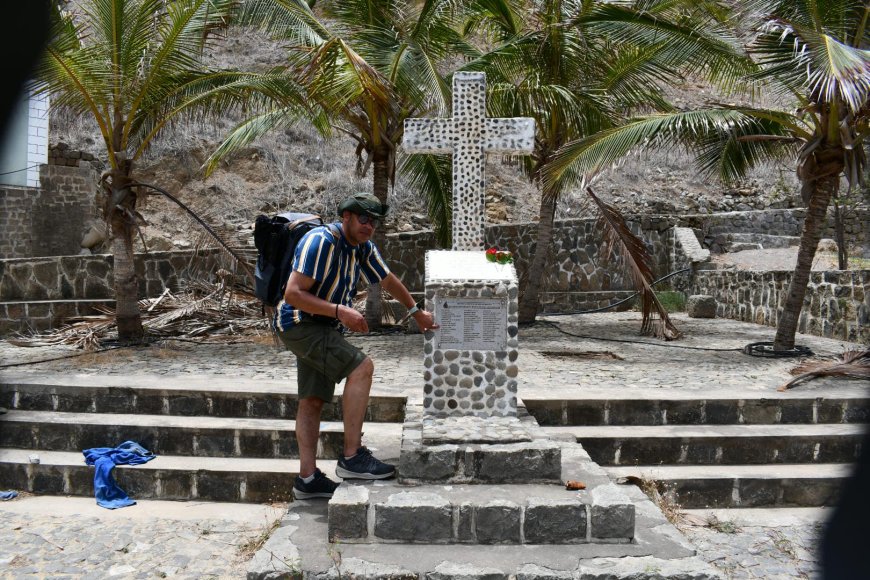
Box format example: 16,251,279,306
0,491,18,500
83,441,156,509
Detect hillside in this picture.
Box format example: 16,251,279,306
49,25,803,255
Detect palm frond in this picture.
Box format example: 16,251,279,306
399,153,453,247
778,348,870,390
545,108,800,193
204,105,311,175
753,20,870,113
235,0,329,45
586,187,680,340
576,2,755,93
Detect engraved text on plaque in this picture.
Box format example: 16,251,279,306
435,298,507,351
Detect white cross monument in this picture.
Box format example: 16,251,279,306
403,72,535,250
403,72,535,418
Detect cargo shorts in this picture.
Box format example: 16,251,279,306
277,320,367,402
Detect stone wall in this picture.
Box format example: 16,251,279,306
0,250,225,302
677,207,869,255
0,162,99,259
692,270,869,343
382,216,677,307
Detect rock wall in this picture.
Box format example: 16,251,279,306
692,270,869,344
0,250,225,302
0,162,99,259
382,216,676,303
677,207,869,255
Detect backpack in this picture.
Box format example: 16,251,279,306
253,212,324,308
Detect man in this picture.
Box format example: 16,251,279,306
276,192,438,499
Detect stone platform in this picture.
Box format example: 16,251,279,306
251,483,720,579
328,480,635,545
400,402,564,484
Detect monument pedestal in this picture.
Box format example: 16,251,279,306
422,251,519,417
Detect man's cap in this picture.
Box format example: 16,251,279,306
338,192,389,218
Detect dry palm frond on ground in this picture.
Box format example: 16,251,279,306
778,349,870,391
9,273,269,349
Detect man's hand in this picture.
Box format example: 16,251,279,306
413,309,439,332
337,304,369,333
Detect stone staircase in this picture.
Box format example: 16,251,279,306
2,376,865,510
526,390,869,508
0,375,403,502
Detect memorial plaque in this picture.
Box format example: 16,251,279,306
435,297,507,351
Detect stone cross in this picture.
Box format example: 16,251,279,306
403,72,535,251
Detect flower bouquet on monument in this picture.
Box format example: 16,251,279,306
485,247,513,264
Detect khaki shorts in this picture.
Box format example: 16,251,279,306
277,321,367,402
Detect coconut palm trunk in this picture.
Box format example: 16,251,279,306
519,193,557,323
107,161,145,342
365,143,391,327
774,147,844,350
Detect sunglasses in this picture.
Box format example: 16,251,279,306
357,214,381,228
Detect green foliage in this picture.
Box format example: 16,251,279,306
634,291,686,313
36,0,258,169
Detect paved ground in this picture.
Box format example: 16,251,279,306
1,313,866,578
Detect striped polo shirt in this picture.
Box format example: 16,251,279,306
275,223,390,331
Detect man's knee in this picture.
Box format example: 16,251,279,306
348,357,374,382
298,396,325,414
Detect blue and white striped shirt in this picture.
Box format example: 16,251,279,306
275,223,390,331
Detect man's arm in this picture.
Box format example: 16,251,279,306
284,271,369,333
380,273,439,332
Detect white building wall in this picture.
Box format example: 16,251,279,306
26,90,49,188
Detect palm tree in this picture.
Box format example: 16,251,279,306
207,0,487,324
462,0,748,334
35,0,286,342
546,0,869,350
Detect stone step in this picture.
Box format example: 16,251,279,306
0,299,115,334
523,392,870,426
0,374,406,422
544,423,865,465
0,447,329,503
606,463,851,508
250,485,721,579
728,242,762,252
328,480,636,545
398,403,564,484
0,410,352,459
729,232,802,249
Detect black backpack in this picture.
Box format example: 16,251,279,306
253,212,324,307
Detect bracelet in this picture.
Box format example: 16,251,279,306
335,304,340,319
407,304,420,316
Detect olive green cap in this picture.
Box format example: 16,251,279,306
338,192,390,218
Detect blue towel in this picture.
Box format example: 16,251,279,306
0,491,18,500
83,441,156,509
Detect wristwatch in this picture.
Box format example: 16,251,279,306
407,304,420,316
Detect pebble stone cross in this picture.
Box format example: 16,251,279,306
403,72,535,251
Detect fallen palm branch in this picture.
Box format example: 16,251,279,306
587,187,681,340
778,348,870,391
10,274,269,349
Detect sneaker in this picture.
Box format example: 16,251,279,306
293,468,339,499
336,446,396,480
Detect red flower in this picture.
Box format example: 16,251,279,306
485,247,498,262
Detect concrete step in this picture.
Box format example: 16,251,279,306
0,299,115,335
606,463,851,508
251,485,720,579
0,447,330,503
523,392,870,426
729,232,801,249
0,374,406,422
328,480,635,545
728,242,762,252
0,410,349,459
544,423,866,465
